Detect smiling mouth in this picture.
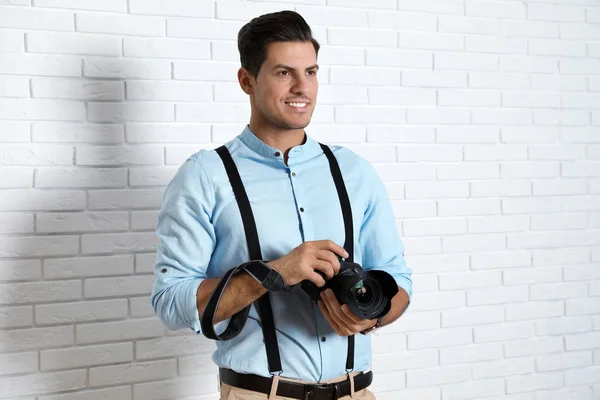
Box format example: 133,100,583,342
285,102,309,109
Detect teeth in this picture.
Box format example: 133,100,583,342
288,102,307,107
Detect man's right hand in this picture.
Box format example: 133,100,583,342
266,240,349,288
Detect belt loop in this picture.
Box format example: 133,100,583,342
268,375,280,400
346,372,355,398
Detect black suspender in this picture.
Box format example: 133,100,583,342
203,143,356,376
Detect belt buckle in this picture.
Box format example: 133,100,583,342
303,382,339,400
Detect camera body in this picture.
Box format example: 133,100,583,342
301,261,399,320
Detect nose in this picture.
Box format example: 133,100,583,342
291,73,309,95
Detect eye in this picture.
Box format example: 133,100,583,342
307,70,317,75
278,70,290,76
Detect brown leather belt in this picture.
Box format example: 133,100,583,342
219,368,373,400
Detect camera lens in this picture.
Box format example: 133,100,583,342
353,280,373,304
352,278,386,319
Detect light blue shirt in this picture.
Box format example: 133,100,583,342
151,126,412,382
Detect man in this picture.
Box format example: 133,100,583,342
151,10,412,400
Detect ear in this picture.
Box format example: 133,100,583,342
238,68,255,95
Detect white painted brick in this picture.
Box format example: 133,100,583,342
35,0,126,12
566,298,600,316
475,321,535,343
535,386,594,400
537,352,593,372
0,259,40,281
136,335,215,360
410,291,466,312
331,67,400,86
0,305,33,328
126,124,210,143
403,70,466,88
0,326,73,351
440,270,502,290
213,82,250,103
465,144,528,161
502,197,562,214
467,0,526,18
536,316,593,335
84,57,171,80
533,247,590,266
440,343,503,365
76,13,164,37
468,215,529,234
466,35,527,54
0,144,73,166
129,167,177,187
404,218,466,237
561,22,600,40
439,15,500,35
173,61,239,81
562,93,600,109
398,0,463,14
503,91,561,108
39,387,131,400
505,337,564,358
590,281,600,297
406,182,469,199
0,121,29,143
565,332,600,350
535,109,590,126
469,72,529,90
84,275,154,298
81,233,158,255
412,274,438,293
407,108,470,125
501,127,559,143
472,109,533,126
41,342,132,370
408,327,472,350
468,285,529,306
0,235,79,257
438,89,500,107
405,253,469,274
124,37,210,60
31,78,123,101
178,356,221,377
506,301,564,321
0,75,28,97
176,103,249,123
335,106,404,124
0,30,24,52
37,211,128,233
400,32,463,51
369,11,436,32
397,144,462,162
165,145,212,164
133,375,215,400
564,366,600,385
472,358,535,379
0,212,34,234
438,199,502,217
27,32,120,56
508,231,569,250
533,179,589,196
317,47,364,67
129,0,211,17
530,144,586,161
0,6,73,31
296,6,366,27
344,144,395,162
216,1,294,20
402,237,442,255
500,55,558,74
406,365,471,388
0,167,33,188
366,49,432,68
437,162,500,180
36,299,127,325
327,0,395,10
134,253,157,274
167,18,242,40
75,145,163,166
90,359,176,387
0,279,81,305
442,305,504,328
0,98,85,121
562,163,600,178
528,4,585,22
501,162,559,179
369,87,435,106
372,333,406,354
88,103,174,123
130,296,154,318
471,180,531,197
88,189,163,210
532,75,586,91
435,52,498,71
560,58,600,74
0,370,86,398
32,123,123,144
44,255,133,279
501,20,559,38
443,378,506,399
0,189,84,211
0,352,37,375
531,39,587,57
77,318,164,344
35,169,127,189
128,81,211,103
504,266,563,286
390,200,436,219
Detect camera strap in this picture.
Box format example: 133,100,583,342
207,143,355,375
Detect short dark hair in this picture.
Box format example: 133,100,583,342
237,11,320,78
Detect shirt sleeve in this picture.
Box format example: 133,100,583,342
151,156,216,334
358,158,413,305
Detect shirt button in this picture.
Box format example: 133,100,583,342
321,337,326,342
300,207,304,212
291,172,296,177
274,152,281,157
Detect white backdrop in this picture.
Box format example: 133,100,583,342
0,0,599,399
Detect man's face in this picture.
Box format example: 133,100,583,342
249,41,319,132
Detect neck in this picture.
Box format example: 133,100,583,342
248,120,306,164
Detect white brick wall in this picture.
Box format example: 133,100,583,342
0,0,599,399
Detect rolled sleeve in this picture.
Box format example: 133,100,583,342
151,156,216,334
358,159,413,304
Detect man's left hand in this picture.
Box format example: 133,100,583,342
318,289,377,336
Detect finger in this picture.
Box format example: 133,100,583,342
311,259,335,281
315,240,349,260
318,300,343,335
315,249,341,276
321,290,357,329
340,304,364,325
308,270,327,288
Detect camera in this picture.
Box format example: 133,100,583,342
300,259,399,320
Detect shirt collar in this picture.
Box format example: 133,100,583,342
238,125,323,166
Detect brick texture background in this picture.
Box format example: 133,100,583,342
0,0,599,399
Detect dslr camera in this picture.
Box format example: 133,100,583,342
301,258,399,320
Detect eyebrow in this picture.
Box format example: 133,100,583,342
272,64,320,72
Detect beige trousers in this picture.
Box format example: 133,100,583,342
220,371,376,400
